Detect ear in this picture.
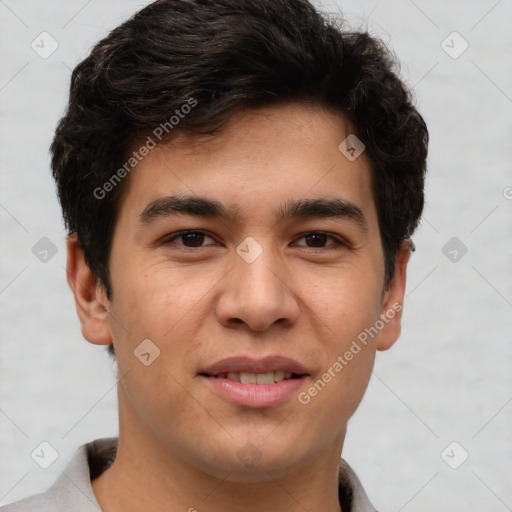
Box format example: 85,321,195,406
376,241,411,351
65,234,112,346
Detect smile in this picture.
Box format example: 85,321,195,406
208,371,298,384
199,355,310,408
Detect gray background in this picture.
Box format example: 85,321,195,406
1,0,511,510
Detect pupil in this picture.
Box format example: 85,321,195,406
307,233,326,247
184,232,203,247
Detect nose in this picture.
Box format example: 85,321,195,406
215,241,300,333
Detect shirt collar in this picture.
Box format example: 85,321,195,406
46,437,378,512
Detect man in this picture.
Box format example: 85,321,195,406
1,0,428,510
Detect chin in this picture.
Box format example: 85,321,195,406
198,436,313,483
206,455,304,484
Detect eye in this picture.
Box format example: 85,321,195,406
163,230,216,248
293,232,347,250
162,230,348,251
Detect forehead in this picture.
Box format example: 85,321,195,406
116,103,377,230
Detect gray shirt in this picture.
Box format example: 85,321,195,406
1,438,378,511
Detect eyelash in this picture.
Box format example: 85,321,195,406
162,230,348,252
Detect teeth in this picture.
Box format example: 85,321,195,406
214,371,296,384
274,371,285,382
240,372,257,384
256,372,275,385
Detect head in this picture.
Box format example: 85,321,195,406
53,0,427,480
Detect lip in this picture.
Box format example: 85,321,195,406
199,355,310,409
201,375,307,408
200,355,309,376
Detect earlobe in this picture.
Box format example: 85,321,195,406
66,234,113,346
376,241,411,351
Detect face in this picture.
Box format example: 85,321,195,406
71,103,408,482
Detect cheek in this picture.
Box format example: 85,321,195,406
108,261,211,376
108,267,203,429
302,320,377,435
110,262,186,335
299,263,382,408
303,257,383,331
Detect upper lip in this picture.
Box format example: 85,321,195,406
200,355,309,376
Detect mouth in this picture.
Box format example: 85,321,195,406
200,355,309,377
199,356,309,408
201,371,302,384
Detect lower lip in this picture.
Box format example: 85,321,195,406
201,375,307,408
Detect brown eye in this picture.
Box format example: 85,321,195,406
293,232,346,249
164,231,215,248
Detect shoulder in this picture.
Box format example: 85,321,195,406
1,493,48,511
0,438,117,512
0,492,55,512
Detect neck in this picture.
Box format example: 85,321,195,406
91,391,345,512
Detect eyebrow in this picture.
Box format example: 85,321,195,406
139,194,368,232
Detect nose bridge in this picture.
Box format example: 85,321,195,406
217,235,299,331
235,235,285,301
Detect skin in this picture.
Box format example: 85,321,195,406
67,103,410,512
